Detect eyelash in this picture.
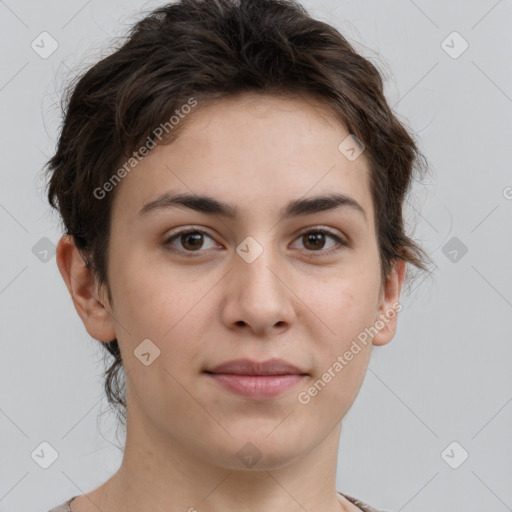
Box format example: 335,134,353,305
163,226,349,258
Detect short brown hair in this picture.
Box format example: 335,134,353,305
45,0,433,428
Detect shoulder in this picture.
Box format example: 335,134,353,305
49,493,387,512
47,495,77,512
339,491,391,512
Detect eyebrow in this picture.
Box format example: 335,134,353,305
138,191,367,223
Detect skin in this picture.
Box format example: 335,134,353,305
56,92,405,512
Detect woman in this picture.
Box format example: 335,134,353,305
45,0,432,510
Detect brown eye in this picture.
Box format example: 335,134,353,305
302,232,327,251
180,232,205,251
164,228,219,255
291,228,348,255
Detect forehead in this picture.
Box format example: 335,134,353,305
110,92,374,225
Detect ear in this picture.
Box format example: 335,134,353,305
371,259,406,347
55,234,116,342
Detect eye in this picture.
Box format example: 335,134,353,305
291,228,348,256
164,228,219,256
163,226,348,258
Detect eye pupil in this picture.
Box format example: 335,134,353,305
182,232,203,250
304,232,325,251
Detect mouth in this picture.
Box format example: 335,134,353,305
204,358,308,399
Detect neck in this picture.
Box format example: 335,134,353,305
93,402,351,512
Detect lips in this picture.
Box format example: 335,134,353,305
204,358,308,399
205,358,307,376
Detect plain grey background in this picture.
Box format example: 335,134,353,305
0,1,511,511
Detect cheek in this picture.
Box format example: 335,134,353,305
109,251,217,361
295,276,376,415
109,244,176,324
111,262,207,403
302,267,379,340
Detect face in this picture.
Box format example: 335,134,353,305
60,92,404,471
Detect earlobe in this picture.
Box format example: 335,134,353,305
371,259,406,347
56,235,117,342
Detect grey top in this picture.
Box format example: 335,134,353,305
47,491,389,512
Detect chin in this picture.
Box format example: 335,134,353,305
202,427,309,471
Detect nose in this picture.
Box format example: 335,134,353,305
220,244,295,337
